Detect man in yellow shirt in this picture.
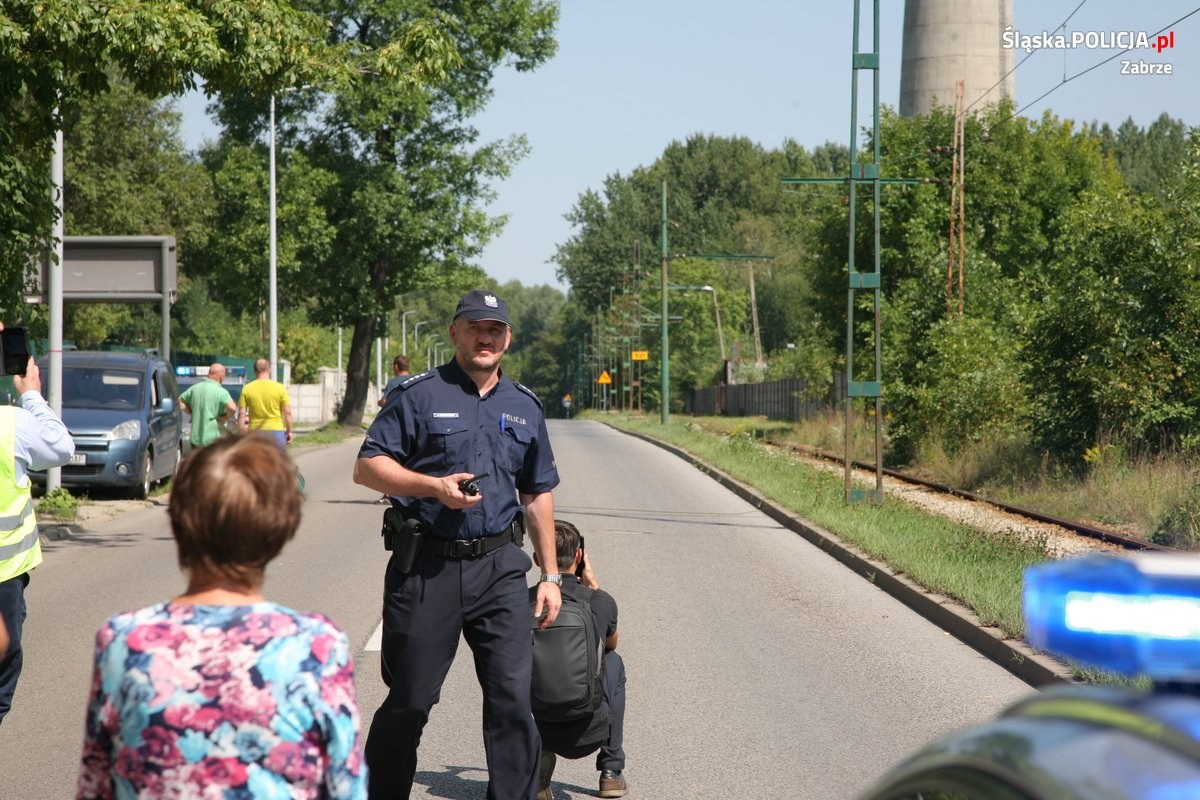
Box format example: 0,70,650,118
238,358,293,449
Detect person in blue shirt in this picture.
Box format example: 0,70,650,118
0,329,76,725
353,289,562,799
377,354,411,408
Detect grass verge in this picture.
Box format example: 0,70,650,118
293,422,366,448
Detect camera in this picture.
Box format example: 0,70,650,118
458,472,490,496
0,328,29,377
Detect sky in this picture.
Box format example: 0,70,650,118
180,1,1200,291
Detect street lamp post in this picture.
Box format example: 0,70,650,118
660,179,669,425
401,309,418,354
268,85,313,382
413,320,432,367
376,326,383,399
668,284,726,365
268,93,279,382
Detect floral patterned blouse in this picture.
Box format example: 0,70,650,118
77,602,366,799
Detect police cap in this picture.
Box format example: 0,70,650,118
454,290,510,327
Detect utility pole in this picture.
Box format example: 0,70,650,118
747,264,764,369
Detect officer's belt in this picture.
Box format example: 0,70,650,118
421,517,524,559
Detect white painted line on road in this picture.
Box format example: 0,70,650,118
366,621,383,651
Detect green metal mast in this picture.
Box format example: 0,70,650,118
847,0,885,505
780,0,921,504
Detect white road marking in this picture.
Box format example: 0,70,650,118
366,620,383,651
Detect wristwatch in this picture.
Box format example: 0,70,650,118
539,574,562,585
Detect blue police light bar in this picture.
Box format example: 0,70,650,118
1025,553,1200,680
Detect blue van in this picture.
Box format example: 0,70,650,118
32,351,187,498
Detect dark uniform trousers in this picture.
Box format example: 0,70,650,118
366,541,539,799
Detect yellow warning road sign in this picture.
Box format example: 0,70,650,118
597,370,612,385
631,350,649,361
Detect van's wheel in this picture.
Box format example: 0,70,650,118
132,450,153,499
171,442,183,478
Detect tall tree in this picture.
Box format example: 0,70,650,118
0,1,457,314
199,1,558,424
1092,113,1190,200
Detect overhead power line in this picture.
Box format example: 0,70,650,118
1011,6,1200,121
965,0,1091,113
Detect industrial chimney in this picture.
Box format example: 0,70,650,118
900,0,1015,116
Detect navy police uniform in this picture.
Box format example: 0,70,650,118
360,357,559,800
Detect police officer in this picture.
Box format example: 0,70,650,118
353,289,562,799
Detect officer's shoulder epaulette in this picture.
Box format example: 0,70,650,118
396,370,435,391
512,380,544,409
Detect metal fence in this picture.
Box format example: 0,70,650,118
685,375,844,421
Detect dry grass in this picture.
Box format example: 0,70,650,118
671,411,1200,542
990,452,1199,538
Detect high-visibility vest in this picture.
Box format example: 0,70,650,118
0,407,39,583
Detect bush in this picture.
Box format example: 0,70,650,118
891,316,1030,461
1151,483,1200,549
38,487,79,521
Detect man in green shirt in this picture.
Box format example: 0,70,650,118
179,363,238,448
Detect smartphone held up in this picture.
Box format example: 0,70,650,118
0,328,29,377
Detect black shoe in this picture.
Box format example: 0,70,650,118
598,769,628,798
537,751,556,800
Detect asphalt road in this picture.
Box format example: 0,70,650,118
0,420,1033,799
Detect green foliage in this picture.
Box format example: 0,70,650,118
762,330,836,399
37,487,79,521
64,79,213,241
1024,186,1198,458
555,134,846,412
493,280,568,403
195,142,337,320
42,79,218,350
892,316,1030,460
173,277,264,358
280,322,324,383
1091,114,1191,200
557,135,840,316
0,0,454,314
197,1,558,425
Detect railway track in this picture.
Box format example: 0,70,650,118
784,442,1171,553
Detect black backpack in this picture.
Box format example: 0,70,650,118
530,586,604,722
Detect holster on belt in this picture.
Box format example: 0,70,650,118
511,513,526,548
382,507,425,573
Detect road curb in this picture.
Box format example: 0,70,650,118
613,425,1076,688
38,522,78,542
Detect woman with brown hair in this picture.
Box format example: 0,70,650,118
77,434,366,799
